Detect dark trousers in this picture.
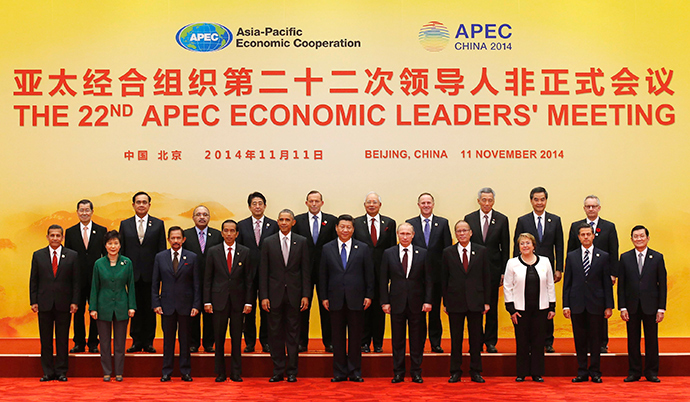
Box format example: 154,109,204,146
243,280,268,349
213,301,244,377
268,293,301,376
162,312,191,376
427,281,443,348
391,305,426,377
448,311,483,376
362,293,385,349
484,273,501,347
73,286,99,348
97,318,128,376
189,310,214,350
627,305,659,378
514,308,547,377
571,312,603,378
331,303,364,378
130,279,156,348
602,319,609,349
300,283,332,349
38,308,71,377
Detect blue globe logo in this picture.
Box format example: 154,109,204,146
176,23,232,52
419,21,449,52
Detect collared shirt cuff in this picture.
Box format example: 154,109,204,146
658,309,665,313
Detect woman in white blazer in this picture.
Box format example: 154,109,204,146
504,233,556,382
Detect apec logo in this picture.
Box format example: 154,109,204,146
176,23,232,52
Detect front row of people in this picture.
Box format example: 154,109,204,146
30,217,666,384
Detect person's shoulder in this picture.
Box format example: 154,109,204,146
63,247,79,258
292,232,307,243
65,223,80,233
381,215,396,224
546,211,561,220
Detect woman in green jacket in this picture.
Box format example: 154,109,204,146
90,230,136,382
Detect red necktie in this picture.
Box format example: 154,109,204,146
462,248,468,273
402,248,409,277
371,218,377,247
52,250,58,277
227,247,233,275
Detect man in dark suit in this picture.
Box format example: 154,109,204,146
184,205,223,353
204,219,254,382
236,191,278,353
563,223,614,383
406,192,451,353
381,223,432,384
464,187,510,353
30,225,79,382
293,190,337,352
514,186,563,352
152,226,201,382
619,225,667,383
567,195,619,353
119,191,166,353
443,220,491,384
260,209,311,382
65,199,106,354
321,214,375,382
354,192,396,353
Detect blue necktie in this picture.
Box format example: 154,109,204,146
341,243,347,269
423,218,431,246
583,249,590,276
312,216,319,245
537,216,543,242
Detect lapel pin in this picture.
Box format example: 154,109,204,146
471,251,475,255
415,250,419,254
492,219,496,224
649,255,653,259
596,253,600,257
547,218,552,223
92,230,96,234
266,223,270,227
238,262,242,266
208,233,212,237
183,255,187,260
293,241,297,245
121,261,125,265
434,222,438,227
354,245,359,249
61,254,65,258
323,221,327,225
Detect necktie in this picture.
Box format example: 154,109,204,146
341,243,347,269
282,236,290,266
173,251,179,275
254,220,261,246
638,252,644,275
589,221,595,231
137,219,145,244
402,248,409,277
52,250,58,277
483,215,490,242
227,247,233,275
423,218,431,246
83,226,89,249
462,248,468,272
312,216,319,245
583,249,590,277
199,230,206,253
537,216,543,242
370,218,378,247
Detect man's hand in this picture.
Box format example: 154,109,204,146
611,276,617,286
128,309,135,318
70,304,78,314
604,308,612,319
500,274,504,287
322,300,330,311
483,304,490,314
300,297,309,312
511,311,521,325
621,310,629,321
261,299,270,312
243,305,252,314
656,311,665,323
554,271,562,283
90,311,98,320
190,308,199,317
154,307,163,315
31,304,38,313
547,311,555,320
422,303,432,313
363,298,372,310
382,304,391,314
204,304,213,314
563,309,571,319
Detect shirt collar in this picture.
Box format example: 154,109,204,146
420,214,434,222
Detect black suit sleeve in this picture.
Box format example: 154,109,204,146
203,250,214,305
244,253,255,305
320,248,330,302
481,249,491,305
563,253,573,308
151,255,162,309
513,218,524,258
379,252,390,306
554,218,564,272
617,254,627,310
300,241,312,299
607,224,620,277
157,221,167,253
424,255,434,304
442,221,453,250
602,255,614,309
657,253,668,310
364,247,375,299
499,216,510,272
191,254,202,310
258,243,270,301
566,222,579,253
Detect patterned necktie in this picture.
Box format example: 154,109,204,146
227,247,233,275
199,230,206,253
137,218,145,244
254,220,261,246
83,226,89,249
341,243,347,269
638,252,644,275
370,218,377,247
282,236,290,266
583,249,590,276
462,248,469,272
537,216,543,242
589,221,595,231
312,216,319,245
482,215,489,243
423,218,430,246
173,251,179,275
402,248,409,277
52,250,58,277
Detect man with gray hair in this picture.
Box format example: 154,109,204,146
567,195,619,353
259,209,311,382
464,187,510,353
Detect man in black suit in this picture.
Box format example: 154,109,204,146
406,192,451,353
321,214,375,382
236,191,278,353
381,223,432,384
30,224,79,382
184,205,223,353
567,195,619,353
443,220,491,384
260,209,311,382
619,225,667,383
354,192,396,353
119,191,166,353
514,186,563,353
204,219,254,382
65,199,106,354
152,226,201,382
563,223,613,383
464,187,510,353
293,190,337,352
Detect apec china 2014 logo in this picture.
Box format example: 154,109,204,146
418,21,449,52
176,23,232,52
